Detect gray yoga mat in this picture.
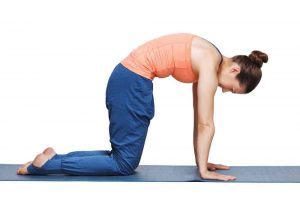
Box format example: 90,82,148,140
1,164,300,182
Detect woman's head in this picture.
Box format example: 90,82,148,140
233,50,268,93
218,50,268,94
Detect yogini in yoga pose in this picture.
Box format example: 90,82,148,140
17,33,268,181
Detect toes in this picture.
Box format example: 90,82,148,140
17,167,26,175
16,168,21,174
17,161,32,175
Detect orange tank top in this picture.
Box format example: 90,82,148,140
121,33,198,83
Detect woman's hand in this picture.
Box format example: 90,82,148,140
200,163,236,181
207,162,230,171
200,170,236,181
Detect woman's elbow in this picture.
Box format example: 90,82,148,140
197,122,215,132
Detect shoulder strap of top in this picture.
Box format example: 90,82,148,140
207,40,223,65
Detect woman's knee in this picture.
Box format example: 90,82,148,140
113,158,138,176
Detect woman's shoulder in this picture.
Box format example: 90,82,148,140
191,37,222,64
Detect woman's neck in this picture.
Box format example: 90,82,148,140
217,56,232,86
218,56,232,74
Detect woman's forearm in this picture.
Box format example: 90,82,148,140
192,83,199,166
192,82,215,172
193,118,199,167
195,124,215,174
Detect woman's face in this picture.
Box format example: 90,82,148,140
219,65,245,94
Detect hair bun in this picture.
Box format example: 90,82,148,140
248,50,268,68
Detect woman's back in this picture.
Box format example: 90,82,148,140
121,33,199,83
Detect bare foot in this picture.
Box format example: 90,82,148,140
32,147,57,168
17,147,57,175
42,147,56,159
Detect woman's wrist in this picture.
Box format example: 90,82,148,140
199,165,208,175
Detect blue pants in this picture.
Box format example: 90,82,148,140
27,63,155,175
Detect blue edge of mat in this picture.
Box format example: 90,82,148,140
1,164,300,183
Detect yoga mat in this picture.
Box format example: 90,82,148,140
1,164,300,182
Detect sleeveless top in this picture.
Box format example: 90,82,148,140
121,33,198,83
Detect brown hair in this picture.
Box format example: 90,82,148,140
233,50,268,93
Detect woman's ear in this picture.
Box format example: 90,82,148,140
230,65,241,74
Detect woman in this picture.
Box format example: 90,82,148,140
17,33,268,181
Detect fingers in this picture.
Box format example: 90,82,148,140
213,172,236,181
219,174,236,181
200,171,236,181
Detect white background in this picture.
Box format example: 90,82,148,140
0,0,300,199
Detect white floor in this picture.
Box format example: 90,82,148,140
1,182,300,200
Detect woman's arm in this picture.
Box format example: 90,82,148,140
195,61,217,175
193,50,236,181
192,82,199,167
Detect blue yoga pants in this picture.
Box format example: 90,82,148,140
27,63,155,175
